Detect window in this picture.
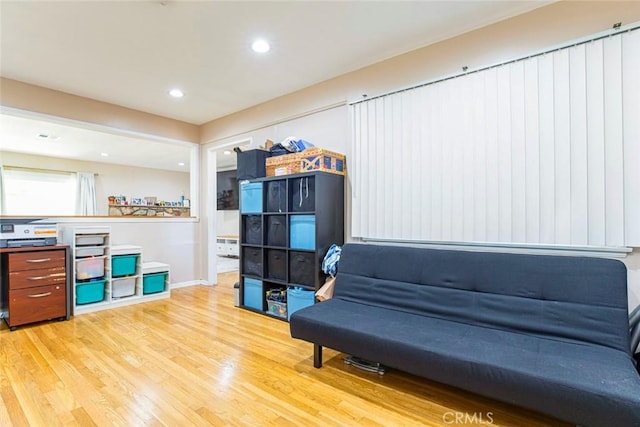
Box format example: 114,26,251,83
351,27,640,248
2,167,76,216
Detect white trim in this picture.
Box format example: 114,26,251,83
38,216,199,224
189,144,200,218
205,138,251,285
206,146,218,285
171,280,207,289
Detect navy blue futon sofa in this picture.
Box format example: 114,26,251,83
289,243,640,426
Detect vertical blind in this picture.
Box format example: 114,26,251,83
351,28,640,248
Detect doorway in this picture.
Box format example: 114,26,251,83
207,139,252,283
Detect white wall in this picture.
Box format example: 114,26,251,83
1,151,190,215
216,210,239,236
206,105,349,153
57,219,201,285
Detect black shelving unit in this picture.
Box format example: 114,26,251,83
238,171,344,321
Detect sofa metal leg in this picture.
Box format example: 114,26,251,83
313,344,322,368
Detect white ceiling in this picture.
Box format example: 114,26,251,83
0,1,550,171
0,1,550,125
0,112,193,172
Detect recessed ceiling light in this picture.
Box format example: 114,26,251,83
101,152,109,157
178,162,185,166
169,88,184,98
251,39,270,53
223,150,231,155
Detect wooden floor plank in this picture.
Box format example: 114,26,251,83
0,271,569,426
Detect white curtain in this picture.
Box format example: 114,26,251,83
351,28,640,248
0,166,5,215
76,172,97,215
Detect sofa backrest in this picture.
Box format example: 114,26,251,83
333,243,631,354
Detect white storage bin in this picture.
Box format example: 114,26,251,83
76,257,105,280
76,235,107,246
76,246,106,258
112,277,136,298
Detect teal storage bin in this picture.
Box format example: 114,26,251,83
76,279,106,305
240,182,263,213
143,272,167,294
243,278,263,310
290,215,315,249
112,254,138,277
287,287,315,320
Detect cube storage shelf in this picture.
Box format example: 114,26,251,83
58,226,171,315
238,171,344,321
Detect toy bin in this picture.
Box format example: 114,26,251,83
76,246,106,258
287,287,315,320
240,182,263,213
143,272,168,294
76,278,106,305
112,254,139,277
266,287,287,319
265,180,287,212
112,277,136,298
76,257,105,280
76,234,107,246
242,247,263,277
290,215,315,249
243,278,263,310
266,249,287,281
267,300,287,318
243,215,262,245
289,251,316,286
266,215,286,247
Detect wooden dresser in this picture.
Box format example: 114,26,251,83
1,245,71,330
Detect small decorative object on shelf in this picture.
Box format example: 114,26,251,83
108,205,190,217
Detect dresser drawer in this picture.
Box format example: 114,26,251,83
8,283,67,327
9,267,66,290
9,250,66,272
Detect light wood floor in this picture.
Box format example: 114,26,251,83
0,272,569,426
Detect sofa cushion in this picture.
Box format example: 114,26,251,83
290,298,640,426
334,244,631,353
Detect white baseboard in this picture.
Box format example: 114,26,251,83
170,280,208,289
